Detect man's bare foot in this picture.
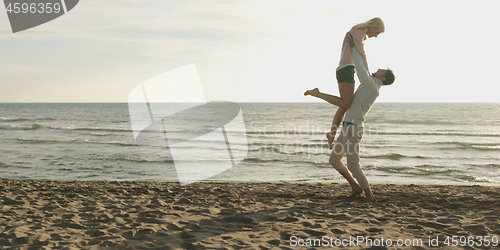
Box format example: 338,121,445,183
326,130,336,150
304,88,320,96
364,188,376,203
365,196,376,203
348,188,363,199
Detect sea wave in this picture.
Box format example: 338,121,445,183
0,124,41,130
84,140,140,147
17,137,145,147
14,136,239,149
116,157,174,163
438,145,500,152
249,141,329,148
235,129,500,138
248,147,431,160
91,133,113,136
368,164,456,176
248,145,329,156
376,131,500,138
48,125,246,135
17,138,77,143
362,153,427,160
367,118,457,125
121,158,149,163
246,130,328,136
468,163,500,169
0,162,11,168
455,175,497,183
0,117,29,122
431,141,500,151
433,141,500,147
0,117,55,122
50,126,133,133
470,145,500,151
243,157,321,164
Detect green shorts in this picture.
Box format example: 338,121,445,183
336,65,355,84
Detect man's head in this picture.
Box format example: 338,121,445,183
372,69,395,85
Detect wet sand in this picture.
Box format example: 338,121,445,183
1,180,499,249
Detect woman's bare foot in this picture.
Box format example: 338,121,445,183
304,88,320,97
326,130,336,150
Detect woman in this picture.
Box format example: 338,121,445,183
304,17,385,149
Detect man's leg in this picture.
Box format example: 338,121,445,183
344,125,374,202
329,129,363,197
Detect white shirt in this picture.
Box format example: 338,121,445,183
343,47,383,127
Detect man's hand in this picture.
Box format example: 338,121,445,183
346,33,355,48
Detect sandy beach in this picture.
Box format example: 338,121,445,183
1,180,499,249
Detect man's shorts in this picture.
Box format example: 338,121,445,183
336,65,355,84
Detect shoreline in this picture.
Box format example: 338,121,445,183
1,180,500,249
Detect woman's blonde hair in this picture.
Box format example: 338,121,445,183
353,17,385,33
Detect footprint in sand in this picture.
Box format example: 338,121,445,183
463,224,489,235
330,228,346,234
416,221,448,230
366,227,384,233
302,229,326,237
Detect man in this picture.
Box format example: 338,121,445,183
305,35,395,202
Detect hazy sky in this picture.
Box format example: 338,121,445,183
0,0,499,103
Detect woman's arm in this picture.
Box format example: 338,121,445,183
348,28,369,72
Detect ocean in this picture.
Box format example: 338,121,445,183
1,103,499,185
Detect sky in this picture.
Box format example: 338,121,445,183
0,0,499,103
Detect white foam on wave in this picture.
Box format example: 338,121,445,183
49,126,133,132
0,117,29,122
17,138,78,143
84,140,139,147
0,124,41,130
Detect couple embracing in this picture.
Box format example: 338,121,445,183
305,17,396,202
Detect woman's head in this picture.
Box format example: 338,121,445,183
354,17,385,38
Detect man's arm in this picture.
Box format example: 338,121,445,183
348,36,378,91
349,29,369,72
352,48,372,85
